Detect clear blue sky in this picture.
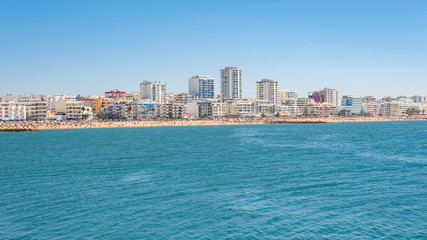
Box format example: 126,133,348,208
1,0,426,98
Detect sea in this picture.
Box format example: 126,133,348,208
0,121,426,239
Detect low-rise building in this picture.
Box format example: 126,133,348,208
105,89,126,99
228,99,255,117
339,95,363,115
156,103,186,118
23,101,48,121
187,101,213,119
0,102,26,121
305,103,338,116
363,102,381,116
381,102,400,116
56,100,83,120
212,101,227,118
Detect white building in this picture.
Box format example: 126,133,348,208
339,95,363,114
2,93,41,102
24,101,48,121
220,66,242,99
0,102,26,121
140,81,166,103
227,99,255,117
188,75,214,99
212,101,227,118
256,79,278,103
323,88,340,106
278,90,298,102
45,94,76,111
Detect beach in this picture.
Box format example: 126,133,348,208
1,116,426,131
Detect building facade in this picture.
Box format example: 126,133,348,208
140,81,166,103
339,95,363,115
256,79,278,103
56,100,83,120
188,75,214,99
220,66,242,99
105,89,126,99
0,102,26,121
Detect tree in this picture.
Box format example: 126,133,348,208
261,113,266,118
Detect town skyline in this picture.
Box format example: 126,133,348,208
1,0,426,97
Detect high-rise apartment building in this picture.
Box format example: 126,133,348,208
323,88,340,106
220,66,242,99
140,81,166,103
188,75,214,99
256,79,278,103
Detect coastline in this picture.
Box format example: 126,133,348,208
1,116,426,131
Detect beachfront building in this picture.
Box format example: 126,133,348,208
98,103,129,120
256,79,278,103
220,66,242,99
130,102,156,118
309,88,340,106
105,89,126,99
339,95,363,115
156,103,186,119
0,102,26,121
212,101,227,118
92,98,115,114
363,102,381,116
188,75,214,99
305,103,338,116
43,94,76,111
380,102,400,116
56,100,83,121
227,99,255,117
283,97,315,116
140,81,166,103
255,102,282,116
187,101,213,119
23,100,48,121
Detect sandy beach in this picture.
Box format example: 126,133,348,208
1,116,426,131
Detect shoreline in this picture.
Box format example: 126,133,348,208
1,117,426,131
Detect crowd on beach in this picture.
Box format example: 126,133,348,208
1,115,426,130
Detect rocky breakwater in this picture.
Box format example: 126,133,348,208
0,128,39,132
269,119,329,124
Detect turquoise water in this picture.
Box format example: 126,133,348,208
1,121,426,239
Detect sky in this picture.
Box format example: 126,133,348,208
1,0,426,98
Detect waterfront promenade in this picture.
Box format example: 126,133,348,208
1,116,426,131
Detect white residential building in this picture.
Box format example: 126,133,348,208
188,75,214,99
220,66,242,99
0,102,26,121
140,81,166,103
256,79,278,103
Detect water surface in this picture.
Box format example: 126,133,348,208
1,121,426,239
